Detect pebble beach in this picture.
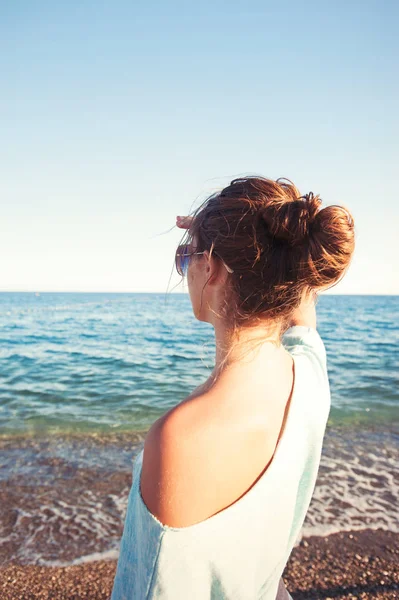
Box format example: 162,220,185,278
2,530,398,599
1,293,398,599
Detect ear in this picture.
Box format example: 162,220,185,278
202,250,225,285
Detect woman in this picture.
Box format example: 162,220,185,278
111,176,355,599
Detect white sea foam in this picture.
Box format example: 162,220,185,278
0,430,397,566
300,433,399,539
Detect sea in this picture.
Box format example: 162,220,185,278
0,292,398,566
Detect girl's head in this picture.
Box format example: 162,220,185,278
175,175,355,336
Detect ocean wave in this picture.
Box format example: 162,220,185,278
0,427,397,566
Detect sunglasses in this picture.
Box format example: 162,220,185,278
175,244,234,277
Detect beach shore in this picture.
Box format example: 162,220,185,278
1,529,397,599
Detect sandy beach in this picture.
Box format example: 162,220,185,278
1,529,398,599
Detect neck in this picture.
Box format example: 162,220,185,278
207,316,285,386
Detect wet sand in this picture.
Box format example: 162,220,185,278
1,529,398,599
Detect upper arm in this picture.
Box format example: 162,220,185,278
140,410,208,528
140,418,170,525
289,289,317,329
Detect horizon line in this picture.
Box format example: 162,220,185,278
0,290,398,297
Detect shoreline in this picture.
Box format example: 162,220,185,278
1,529,398,599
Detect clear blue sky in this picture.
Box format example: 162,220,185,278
1,0,398,294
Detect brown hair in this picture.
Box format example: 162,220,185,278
177,175,355,337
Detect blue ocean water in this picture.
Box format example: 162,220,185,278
0,292,398,565
0,292,397,435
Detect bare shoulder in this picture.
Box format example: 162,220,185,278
140,396,276,528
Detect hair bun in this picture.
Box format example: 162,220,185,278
260,192,322,246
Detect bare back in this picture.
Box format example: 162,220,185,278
141,350,295,528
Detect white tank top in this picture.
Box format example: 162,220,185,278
111,326,330,599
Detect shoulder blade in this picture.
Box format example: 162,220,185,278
140,401,278,528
